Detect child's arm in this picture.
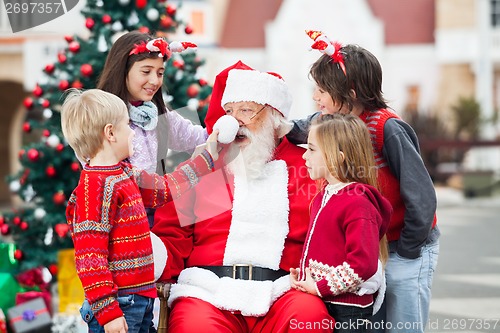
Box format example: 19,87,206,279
165,110,208,152
133,131,219,208
383,119,437,259
286,112,320,144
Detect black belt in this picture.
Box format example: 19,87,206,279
199,265,288,281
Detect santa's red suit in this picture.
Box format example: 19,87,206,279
152,61,332,332
152,136,333,332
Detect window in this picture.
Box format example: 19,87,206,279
491,0,500,26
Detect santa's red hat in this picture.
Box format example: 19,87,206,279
205,61,292,133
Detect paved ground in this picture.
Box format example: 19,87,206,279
427,187,500,332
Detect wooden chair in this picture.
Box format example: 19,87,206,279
156,282,172,333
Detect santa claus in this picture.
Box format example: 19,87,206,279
151,61,333,332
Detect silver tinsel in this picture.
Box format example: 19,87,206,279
51,314,80,333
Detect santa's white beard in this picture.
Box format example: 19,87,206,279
226,120,276,180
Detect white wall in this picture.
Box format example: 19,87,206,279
383,45,439,114
265,0,385,120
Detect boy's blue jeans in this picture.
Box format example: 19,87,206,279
372,240,439,333
80,294,155,333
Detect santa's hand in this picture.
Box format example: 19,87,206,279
357,260,383,295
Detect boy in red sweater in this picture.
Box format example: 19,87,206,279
61,89,219,333
291,114,391,332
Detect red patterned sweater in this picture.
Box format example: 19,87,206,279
66,151,214,326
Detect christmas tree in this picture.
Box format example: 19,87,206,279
0,0,212,277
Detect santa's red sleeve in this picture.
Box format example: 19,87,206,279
151,189,196,282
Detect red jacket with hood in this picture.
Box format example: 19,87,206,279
299,182,392,307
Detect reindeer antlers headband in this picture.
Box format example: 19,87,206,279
306,30,346,76
129,37,197,59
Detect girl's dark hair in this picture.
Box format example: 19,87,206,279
97,31,168,114
309,45,388,112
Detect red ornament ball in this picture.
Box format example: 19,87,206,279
166,4,176,16
71,162,81,172
102,14,112,24
48,264,58,276
64,35,73,43
18,149,25,159
68,41,80,53
14,249,23,260
198,78,208,86
85,17,95,30
80,64,93,77
172,59,184,69
135,0,147,9
186,84,200,98
20,221,29,231
13,216,21,225
33,85,43,97
27,148,40,162
59,80,70,91
23,97,34,109
44,63,55,74
55,143,65,152
46,166,56,177
57,53,67,64
185,25,193,34
1,224,10,235
55,223,69,238
53,192,66,205
72,80,84,89
41,99,50,108
0,216,4,225
42,129,50,137
160,16,173,29
138,26,150,34
22,122,31,133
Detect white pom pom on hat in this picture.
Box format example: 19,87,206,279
213,115,240,144
221,69,292,120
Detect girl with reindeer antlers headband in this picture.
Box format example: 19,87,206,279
98,31,208,178
286,30,439,333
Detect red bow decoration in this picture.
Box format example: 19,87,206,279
306,30,346,76
129,37,171,58
168,41,197,53
129,38,197,59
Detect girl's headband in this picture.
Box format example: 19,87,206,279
306,30,346,76
129,37,197,59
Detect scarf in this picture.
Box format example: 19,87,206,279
128,101,158,131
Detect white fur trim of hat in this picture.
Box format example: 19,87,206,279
221,69,292,119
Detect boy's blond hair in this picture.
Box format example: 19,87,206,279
61,89,127,162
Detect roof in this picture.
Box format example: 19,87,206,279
367,0,435,44
219,0,435,48
220,0,283,48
